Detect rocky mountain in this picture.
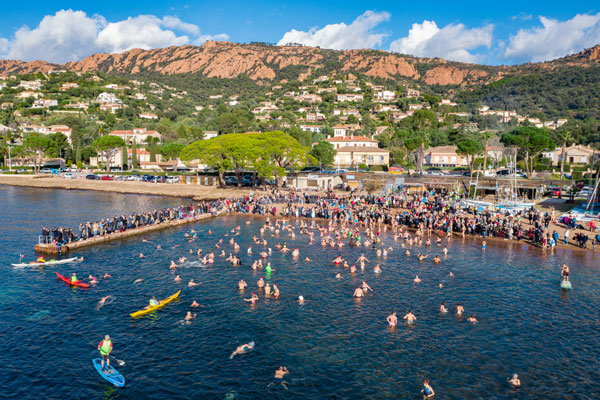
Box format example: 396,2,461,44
0,41,599,88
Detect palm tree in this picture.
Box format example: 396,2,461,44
557,130,573,180
480,131,495,175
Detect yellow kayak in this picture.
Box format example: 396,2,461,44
130,290,181,318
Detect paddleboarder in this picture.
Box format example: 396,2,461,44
97,335,113,372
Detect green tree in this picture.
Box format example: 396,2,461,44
92,135,125,172
145,136,160,162
23,135,54,173
288,126,312,147
160,142,186,161
310,141,336,167
501,127,555,176
255,131,312,185
456,138,484,177
131,142,139,169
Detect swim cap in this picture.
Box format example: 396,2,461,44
299,296,304,300
513,373,518,378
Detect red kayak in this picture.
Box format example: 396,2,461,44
56,272,90,289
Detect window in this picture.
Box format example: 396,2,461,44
379,156,384,162
368,156,374,162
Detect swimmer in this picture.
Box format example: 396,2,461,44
443,246,448,255
403,310,416,324
304,256,311,262
440,302,448,313
264,283,271,297
230,342,254,359
272,285,280,299
156,244,161,250
467,314,478,323
422,380,435,398
274,366,289,379
178,257,187,263
405,249,411,256
414,275,421,283
103,273,111,279
561,263,570,281
244,293,259,304
353,285,364,298
297,295,305,304
99,295,111,305
88,275,98,284
169,260,178,269
188,279,199,287
191,300,199,307
482,241,486,250
184,311,196,321
335,273,342,279
374,264,382,274
332,255,343,264
456,303,464,315
508,373,521,387
433,255,441,264
417,253,428,261
174,275,181,283
439,283,443,289
449,272,454,277
139,253,145,258
133,278,143,284
257,277,265,288
361,281,373,293
387,312,397,328
238,280,248,290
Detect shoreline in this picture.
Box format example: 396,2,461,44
2,175,596,257
0,175,260,201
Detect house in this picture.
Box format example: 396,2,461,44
32,99,58,109
333,124,361,137
424,146,467,167
139,112,158,120
17,80,43,90
1,102,14,109
91,148,163,170
60,82,79,91
542,145,600,166
300,125,322,133
406,89,420,98
132,93,147,100
15,91,42,99
408,103,424,111
96,92,122,104
209,95,223,99
439,99,457,106
336,94,363,102
65,102,89,110
195,105,204,111
374,90,395,102
306,112,326,122
47,125,73,143
295,94,322,103
99,103,123,113
19,123,48,134
203,131,218,140
109,128,161,144
325,135,388,167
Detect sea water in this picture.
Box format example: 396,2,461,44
0,185,598,399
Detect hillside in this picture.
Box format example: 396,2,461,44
0,41,598,89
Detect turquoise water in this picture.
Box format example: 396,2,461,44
0,185,599,399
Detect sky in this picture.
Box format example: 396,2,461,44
0,1,599,65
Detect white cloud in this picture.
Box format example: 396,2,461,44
390,20,493,63
504,13,600,62
277,10,390,49
0,9,228,63
194,33,230,45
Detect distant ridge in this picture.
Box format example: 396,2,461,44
0,42,599,88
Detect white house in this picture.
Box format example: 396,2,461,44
139,112,158,120
336,94,363,102
32,99,58,109
109,128,161,144
374,90,395,102
300,125,322,133
96,92,122,104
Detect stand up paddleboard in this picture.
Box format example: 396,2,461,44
560,280,572,290
93,358,125,387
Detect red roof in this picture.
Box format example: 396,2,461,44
326,136,377,142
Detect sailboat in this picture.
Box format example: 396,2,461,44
561,162,600,222
494,151,535,213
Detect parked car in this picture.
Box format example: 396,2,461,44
62,173,75,179
85,174,99,180
154,175,167,183
40,168,52,174
100,175,114,181
142,175,155,182
166,176,180,184
224,176,238,185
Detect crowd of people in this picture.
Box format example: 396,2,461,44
41,201,223,247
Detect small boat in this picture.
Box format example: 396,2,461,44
11,257,79,268
130,290,181,318
55,272,90,288
93,358,125,387
560,280,572,290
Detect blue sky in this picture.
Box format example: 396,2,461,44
0,1,599,65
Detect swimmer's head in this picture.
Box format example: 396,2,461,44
298,296,304,301
512,373,518,379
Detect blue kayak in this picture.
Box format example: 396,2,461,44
93,358,125,387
